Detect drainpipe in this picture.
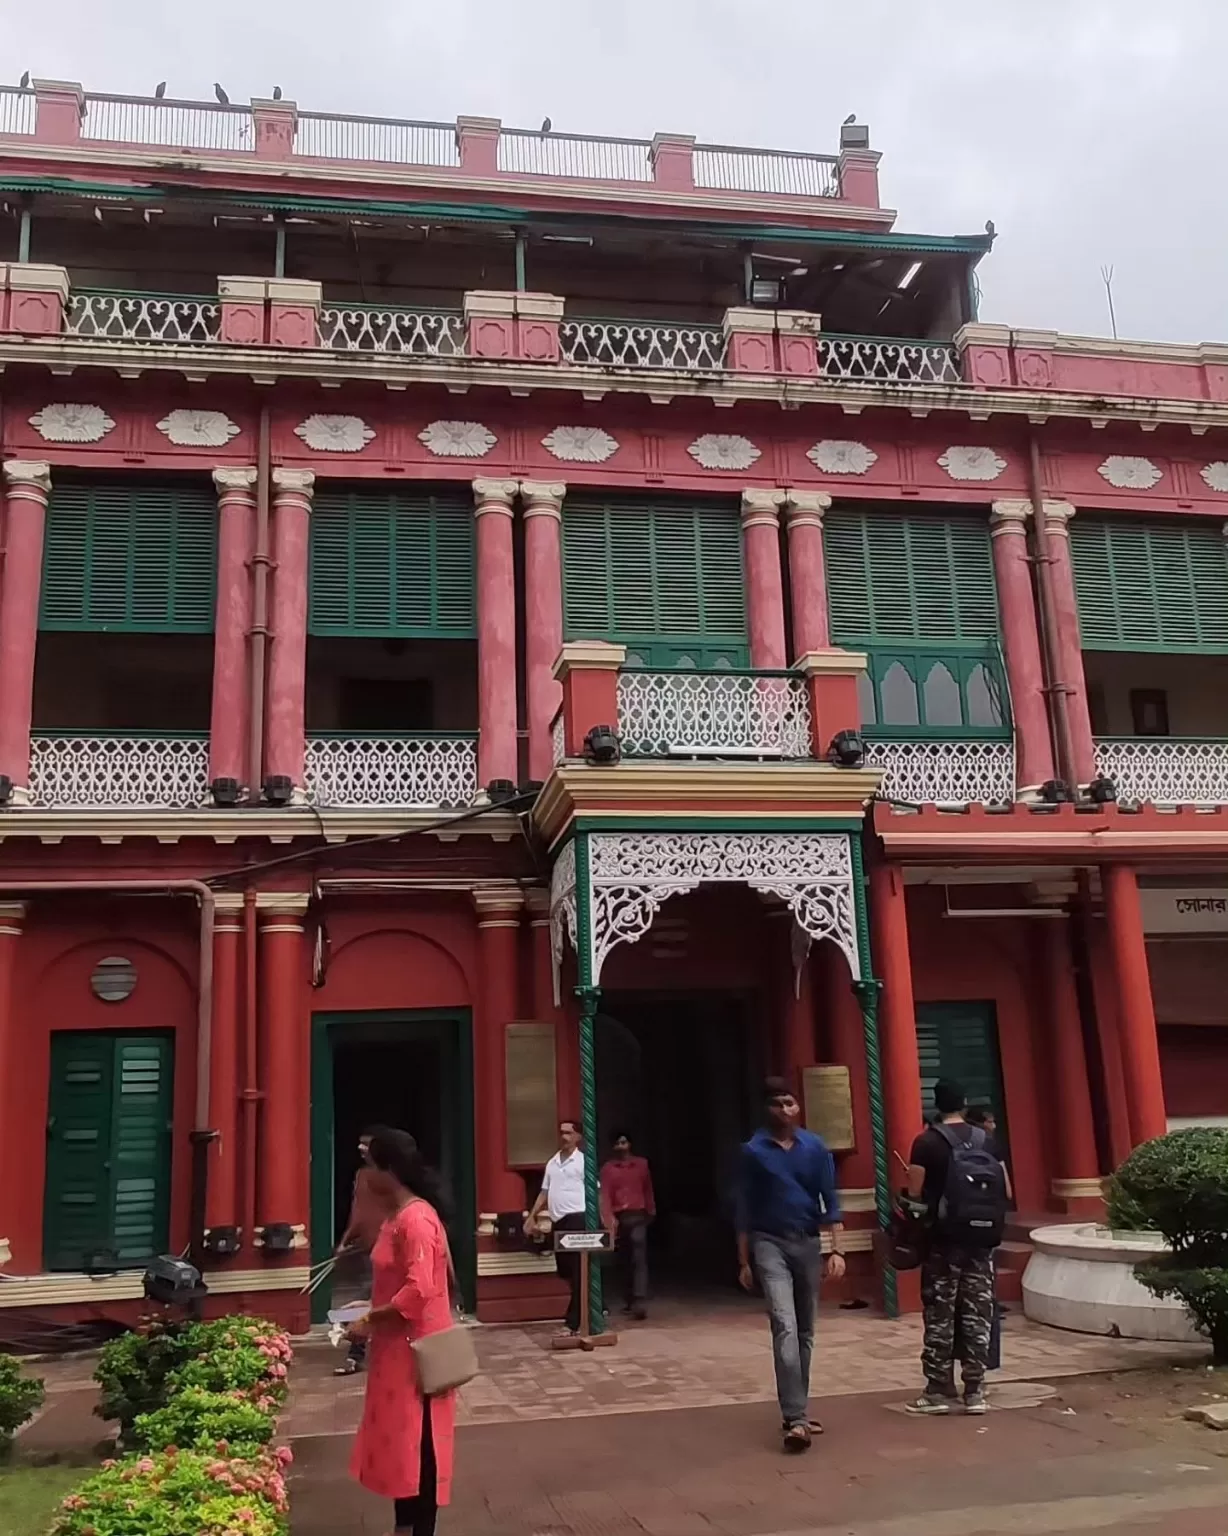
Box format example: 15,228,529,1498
1026,429,1076,790
248,407,272,798
0,880,215,1259
240,886,260,1253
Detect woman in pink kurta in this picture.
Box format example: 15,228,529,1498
348,1129,457,1535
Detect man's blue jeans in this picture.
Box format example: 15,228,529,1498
752,1232,822,1427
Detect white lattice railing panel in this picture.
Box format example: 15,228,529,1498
66,291,221,344
317,306,465,356
866,738,1015,806
1094,737,1228,806
618,672,812,759
29,735,209,809
819,335,963,386
305,736,478,808
560,319,726,371
551,711,566,767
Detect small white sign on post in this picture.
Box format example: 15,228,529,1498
1139,887,1228,934
555,1230,611,1253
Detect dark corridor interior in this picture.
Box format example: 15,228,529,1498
331,1037,444,1244
596,991,760,1288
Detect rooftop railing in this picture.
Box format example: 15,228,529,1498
0,87,34,136
295,110,459,166
497,128,653,181
81,92,252,151
693,143,839,198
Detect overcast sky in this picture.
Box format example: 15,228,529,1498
7,0,1225,342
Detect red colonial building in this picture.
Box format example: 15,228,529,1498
0,78,1223,1334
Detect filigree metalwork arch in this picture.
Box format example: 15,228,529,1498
550,830,859,990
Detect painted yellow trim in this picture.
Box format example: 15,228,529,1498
476,1252,559,1277
0,1266,311,1308
0,806,522,846
1051,1178,1108,1199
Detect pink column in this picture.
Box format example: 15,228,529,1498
1041,500,1096,786
264,469,314,796
1103,865,1168,1146
209,468,256,795
785,491,833,660
990,500,1054,796
473,479,519,790
0,461,51,801
741,490,787,669
521,481,566,782
473,886,528,1215
1039,915,1103,1211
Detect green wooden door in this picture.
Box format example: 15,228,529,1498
914,1002,1009,1157
44,1033,174,1271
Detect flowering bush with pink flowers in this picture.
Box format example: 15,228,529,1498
50,1444,293,1536
130,1387,275,1458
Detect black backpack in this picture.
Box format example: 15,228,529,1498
933,1123,1007,1248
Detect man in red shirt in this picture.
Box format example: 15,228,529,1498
599,1131,656,1321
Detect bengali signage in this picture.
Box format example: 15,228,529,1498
1139,887,1228,935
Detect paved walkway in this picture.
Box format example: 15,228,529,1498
282,1294,1204,1439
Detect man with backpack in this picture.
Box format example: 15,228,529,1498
904,1079,1007,1416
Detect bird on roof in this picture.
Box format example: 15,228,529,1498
272,85,282,100
540,116,552,134
985,219,996,240
154,82,166,99
19,71,30,89
213,82,229,105
843,112,856,125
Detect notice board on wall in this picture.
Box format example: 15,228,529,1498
505,1020,558,1168
801,1064,855,1152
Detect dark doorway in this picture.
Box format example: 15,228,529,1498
596,991,760,1288
310,1011,475,1320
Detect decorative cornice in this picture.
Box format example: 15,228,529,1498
551,639,626,679
795,648,868,678
532,761,880,848
0,804,523,845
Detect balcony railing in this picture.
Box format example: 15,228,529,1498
1094,737,1228,807
865,737,1015,806
560,318,727,371
318,304,465,356
82,92,252,151
305,733,479,808
66,290,221,344
617,671,812,759
28,732,210,809
819,334,962,386
693,144,839,198
0,87,34,136
295,111,458,166
497,128,652,181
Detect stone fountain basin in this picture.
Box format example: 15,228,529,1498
1022,1222,1202,1344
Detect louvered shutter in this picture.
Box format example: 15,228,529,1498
40,482,217,632
1070,518,1228,652
824,508,999,643
914,1002,1007,1146
309,488,476,637
43,1033,173,1272
563,495,747,661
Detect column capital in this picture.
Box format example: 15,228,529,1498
523,886,552,921
213,466,258,496
741,488,786,527
257,891,312,919
1041,499,1076,536
3,460,51,496
473,883,525,921
271,468,315,497
473,478,518,516
784,490,832,527
520,481,567,519
989,498,1031,535
0,901,28,930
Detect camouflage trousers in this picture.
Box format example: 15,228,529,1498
920,1245,995,1394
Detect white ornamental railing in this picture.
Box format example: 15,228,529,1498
560,318,726,371
66,291,221,344
305,734,478,808
28,734,210,809
866,738,1015,806
617,672,812,759
819,334,963,386
1094,737,1228,806
318,305,465,356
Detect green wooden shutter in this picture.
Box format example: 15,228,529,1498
825,508,999,643
44,1033,173,1271
309,488,476,637
914,1002,1008,1152
40,482,217,632
1070,518,1228,652
563,495,747,661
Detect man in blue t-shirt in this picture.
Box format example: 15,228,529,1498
735,1077,845,1452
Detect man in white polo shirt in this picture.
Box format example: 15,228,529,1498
524,1119,587,1334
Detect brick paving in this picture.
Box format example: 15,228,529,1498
282,1293,1204,1440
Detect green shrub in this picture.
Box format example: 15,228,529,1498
1104,1177,1154,1233
130,1388,275,1458
0,1353,44,1454
1111,1128,1228,1361
50,1445,292,1536
94,1322,195,1432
